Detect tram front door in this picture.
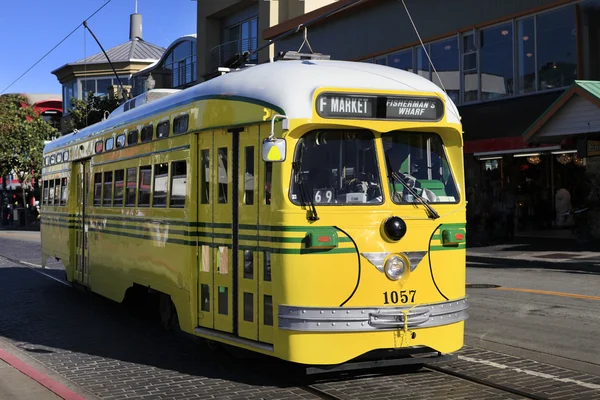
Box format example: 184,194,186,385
197,126,273,345
74,159,91,287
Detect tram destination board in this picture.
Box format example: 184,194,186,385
316,93,444,121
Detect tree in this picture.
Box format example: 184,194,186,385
65,91,121,131
0,94,57,225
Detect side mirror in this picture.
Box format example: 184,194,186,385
262,138,286,162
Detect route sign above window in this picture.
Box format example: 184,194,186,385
315,93,444,121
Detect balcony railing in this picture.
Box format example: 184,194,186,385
210,38,258,71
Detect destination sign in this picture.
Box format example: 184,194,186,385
316,93,444,121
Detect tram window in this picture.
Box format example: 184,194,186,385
264,294,273,326
218,286,228,315
382,132,459,204
114,170,124,206
105,137,115,152
43,157,48,167
200,149,210,204
217,147,228,204
157,120,170,138
243,292,253,322
264,251,271,282
173,115,188,135
57,153,63,163
60,178,68,206
138,166,152,207
128,130,139,145
93,173,102,206
125,168,137,207
50,155,56,165
244,146,254,205
152,163,168,207
116,134,126,149
141,125,153,143
43,180,49,206
55,179,61,205
63,151,69,162
170,161,187,208
200,284,210,312
49,180,55,205
290,130,383,206
95,141,103,153
243,250,253,279
264,162,272,205
103,171,113,206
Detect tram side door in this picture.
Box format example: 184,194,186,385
237,126,260,341
75,160,91,287
212,129,237,334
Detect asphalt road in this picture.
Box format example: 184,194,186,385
465,258,600,375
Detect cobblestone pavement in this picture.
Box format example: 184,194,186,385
1,232,599,400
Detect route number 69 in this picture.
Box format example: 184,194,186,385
313,189,333,203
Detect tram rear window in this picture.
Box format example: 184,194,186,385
382,132,459,204
289,130,383,205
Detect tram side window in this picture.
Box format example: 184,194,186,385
157,120,170,138
218,147,228,204
116,134,126,149
49,180,55,206
173,115,188,135
152,163,168,207
60,178,68,206
141,125,153,143
200,149,210,204
54,179,61,206
244,146,254,205
103,171,113,206
114,170,124,206
128,130,139,145
43,180,49,206
170,161,187,208
138,166,151,207
264,162,272,205
93,173,102,206
125,168,137,207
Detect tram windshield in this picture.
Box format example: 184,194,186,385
290,130,383,205
382,131,459,204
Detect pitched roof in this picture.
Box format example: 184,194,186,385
522,81,600,142
71,39,165,65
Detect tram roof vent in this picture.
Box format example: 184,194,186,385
276,51,331,61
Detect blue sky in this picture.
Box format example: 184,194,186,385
0,0,197,95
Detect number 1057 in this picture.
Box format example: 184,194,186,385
383,290,416,304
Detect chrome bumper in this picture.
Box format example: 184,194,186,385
278,297,468,332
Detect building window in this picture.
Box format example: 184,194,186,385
480,23,514,100
462,32,478,103
226,17,258,62
536,6,577,91
517,17,536,94
430,37,459,103
387,49,413,72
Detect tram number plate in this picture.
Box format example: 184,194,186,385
383,290,416,305
313,188,334,203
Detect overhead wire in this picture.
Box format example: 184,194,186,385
400,0,461,121
1,0,113,94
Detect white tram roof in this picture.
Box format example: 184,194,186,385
44,60,460,153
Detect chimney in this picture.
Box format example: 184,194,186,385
130,12,143,40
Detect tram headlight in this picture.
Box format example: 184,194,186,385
384,255,407,281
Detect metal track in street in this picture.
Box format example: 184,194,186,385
425,364,550,400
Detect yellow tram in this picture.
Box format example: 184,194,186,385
41,56,468,369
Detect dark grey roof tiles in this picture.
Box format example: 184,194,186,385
72,39,165,65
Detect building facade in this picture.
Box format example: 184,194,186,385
196,0,339,81
257,0,600,240
51,11,165,133
131,35,197,97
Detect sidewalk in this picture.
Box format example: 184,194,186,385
0,343,91,400
467,236,600,266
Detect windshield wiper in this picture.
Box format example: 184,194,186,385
292,161,319,221
391,171,440,220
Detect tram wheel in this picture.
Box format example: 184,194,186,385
159,293,179,331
